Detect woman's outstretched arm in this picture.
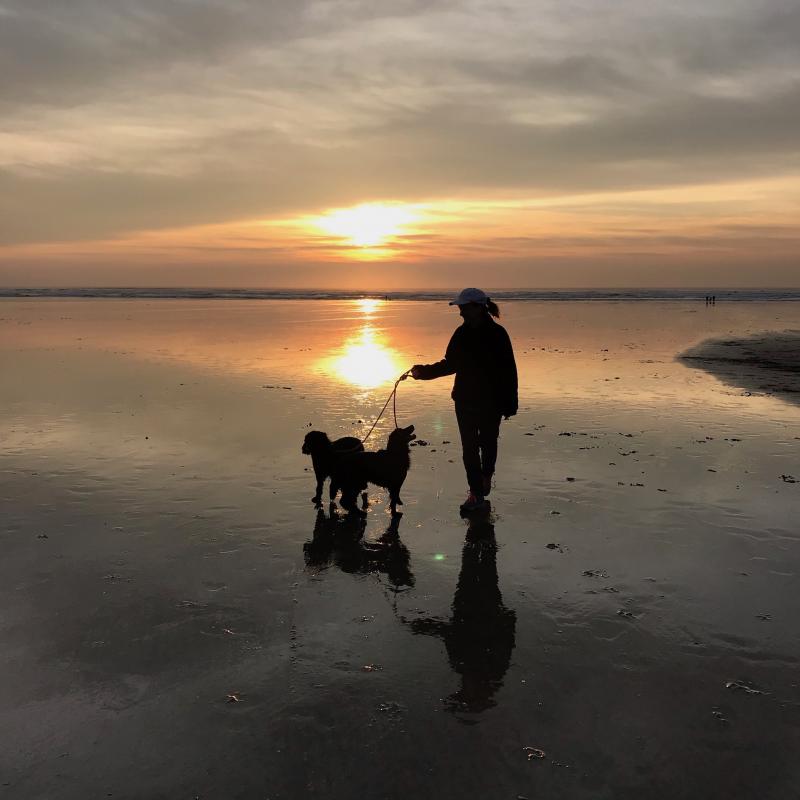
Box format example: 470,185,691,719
411,330,460,380
411,358,455,380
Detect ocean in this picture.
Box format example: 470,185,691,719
2,286,800,301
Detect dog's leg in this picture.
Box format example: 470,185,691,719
389,487,402,516
340,487,355,511
312,470,324,505
361,491,369,509
343,488,367,516
329,478,339,503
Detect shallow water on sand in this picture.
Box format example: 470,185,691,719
1,298,799,799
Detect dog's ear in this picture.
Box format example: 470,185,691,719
404,425,415,433
303,431,327,451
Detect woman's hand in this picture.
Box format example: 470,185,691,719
409,365,424,380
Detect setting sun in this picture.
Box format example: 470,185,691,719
312,203,419,248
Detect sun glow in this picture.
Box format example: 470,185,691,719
313,203,419,248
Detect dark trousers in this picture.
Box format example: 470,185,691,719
455,403,502,495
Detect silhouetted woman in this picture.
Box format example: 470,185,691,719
409,288,517,512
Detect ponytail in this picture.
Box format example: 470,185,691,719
486,299,500,318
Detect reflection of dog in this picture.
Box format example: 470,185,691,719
336,425,416,516
303,508,414,589
302,430,363,505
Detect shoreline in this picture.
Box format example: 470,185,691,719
2,288,800,302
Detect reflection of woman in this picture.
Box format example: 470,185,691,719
409,288,518,512
407,518,516,712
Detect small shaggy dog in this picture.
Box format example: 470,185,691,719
336,425,416,516
302,430,364,505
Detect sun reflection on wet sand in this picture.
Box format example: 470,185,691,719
315,299,407,389
354,298,383,316
323,324,404,389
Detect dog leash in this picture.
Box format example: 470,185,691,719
360,369,412,445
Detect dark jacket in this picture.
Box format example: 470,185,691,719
415,317,518,416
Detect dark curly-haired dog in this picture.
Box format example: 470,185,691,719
336,425,416,516
302,430,364,505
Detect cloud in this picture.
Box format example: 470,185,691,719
0,1,311,110
3,77,799,246
0,0,798,255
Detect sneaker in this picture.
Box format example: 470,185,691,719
482,474,493,496
460,491,487,512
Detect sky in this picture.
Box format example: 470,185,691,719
0,0,798,288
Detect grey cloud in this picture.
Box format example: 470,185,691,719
560,83,800,161
658,2,800,77
453,54,642,98
0,164,308,244
2,77,799,245
1,0,799,246
0,0,457,111
0,1,314,110
2,0,797,115
348,82,800,193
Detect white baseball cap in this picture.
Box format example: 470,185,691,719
449,287,489,306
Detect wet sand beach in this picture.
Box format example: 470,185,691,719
1,298,799,799
681,331,800,403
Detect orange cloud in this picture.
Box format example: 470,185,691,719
2,175,798,287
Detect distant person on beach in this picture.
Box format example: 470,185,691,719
408,288,518,512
